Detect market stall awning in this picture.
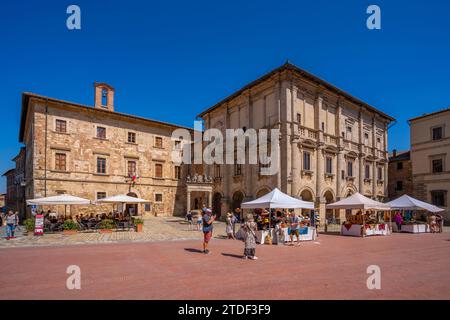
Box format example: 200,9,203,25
95,194,150,204
241,188,314,209
387,194,444,213
326,192,390,210
26,194,91,205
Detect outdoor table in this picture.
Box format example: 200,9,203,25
397,223,429,233
341,223,390,237
255,227,317,244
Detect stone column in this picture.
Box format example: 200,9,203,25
372,162,377,197
359,156,364,193
187,191,191,212
208,191,212,208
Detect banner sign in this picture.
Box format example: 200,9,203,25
34,214,44,236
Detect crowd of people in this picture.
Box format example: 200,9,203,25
187,206,318,260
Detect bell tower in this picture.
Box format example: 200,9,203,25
94,82,115,111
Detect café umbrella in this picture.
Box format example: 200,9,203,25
26,194,92,217
95,194,151,215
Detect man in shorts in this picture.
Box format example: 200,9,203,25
289,212,301,246
202,208,216,254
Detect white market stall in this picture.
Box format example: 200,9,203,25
96,194,151,216
26,194,92,217
326,193,391,237
387,194,444,233
240,188,316,244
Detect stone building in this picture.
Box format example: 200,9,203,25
2,147,26,219
409,108,450,221
387,150,413,200
8,83,194,218
198,62,394,222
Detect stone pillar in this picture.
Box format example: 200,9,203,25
372,162,377,197
187,191,191,212
336,150,343,198
208,191,212,208
359,156,364,193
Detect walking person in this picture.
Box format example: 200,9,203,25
394,212,403,232
436,214,444,233
289,212,301,246
196,212,203,231
186,210,193,231
202,208,216,254
242,214,258,260
226,212,235,239
5,210,19,240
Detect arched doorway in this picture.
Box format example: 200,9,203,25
256,187,271,198
231,191,244,212
212,193,222,218
323,190,335,223
126,192,138,216
299,189,314,215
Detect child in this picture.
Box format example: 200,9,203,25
196,212,203,231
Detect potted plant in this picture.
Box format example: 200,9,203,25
98,219,114,233
63,220,79,235
133,218,144,232
23,219,35,236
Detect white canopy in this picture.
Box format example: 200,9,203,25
241,188,314,209
326,192,390,211
26,194,91,206
387,194,444,213
96,194,150,204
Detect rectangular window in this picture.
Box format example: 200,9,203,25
347,161,353,177
364,132,369,144
97,127,106,139
174,166,181,179
55,119,67,133
321,122,325,131
155,193,163,202
128,132,136,143
365,164,370,179
397,162,403,170
144,203,151,211
214,164,221,178
97,157,106,174
55,153,66,171
127,160,136,177
432,159,443,173
303,152,311,171
297,113,301,124
396,181,403,191
431,190,446,207
325,157,332,174
234,163,242,176
377,167,383,180
97,192,106,200
432,127,443,141
174,140,181,149
155,137,163,148
155,163,163,178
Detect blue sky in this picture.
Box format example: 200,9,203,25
1,0,449,193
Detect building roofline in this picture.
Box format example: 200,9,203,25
408,107,450,123
2,168,15,177
19,92,194,142
197,62,395,122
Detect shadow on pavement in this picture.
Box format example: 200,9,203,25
184,248,204,254
221,253,243,259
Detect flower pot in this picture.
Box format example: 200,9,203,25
63,230,77,235
135,224,143,232
99,229,113,233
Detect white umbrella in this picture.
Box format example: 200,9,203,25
26,194,91,218
241,188,314,209
326,192,390,211
387,194,444,213
95,194,150,204
26,194,91,205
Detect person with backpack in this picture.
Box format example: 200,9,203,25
5,210,19,240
